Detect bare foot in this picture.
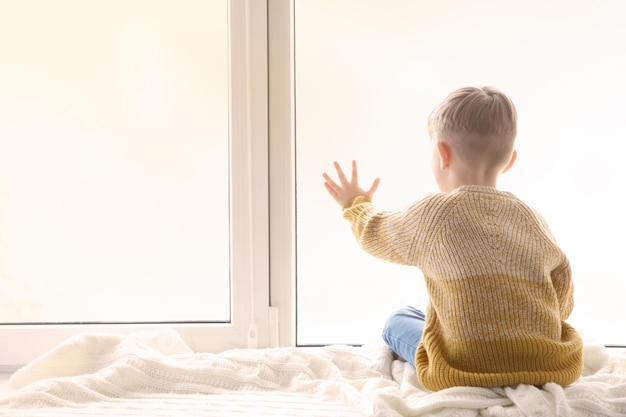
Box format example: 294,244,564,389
392,352,407,363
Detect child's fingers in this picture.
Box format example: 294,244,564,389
351,160,359,184
323,181,338,198
367,177,381,196
322,173,338,189
333,161,349,184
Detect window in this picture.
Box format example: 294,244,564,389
295,0,626,346
0,0,272,369
2,1,624,371
1,0,230,324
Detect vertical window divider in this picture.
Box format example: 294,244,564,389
268,0,297,347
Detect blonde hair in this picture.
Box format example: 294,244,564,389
428,86,518,166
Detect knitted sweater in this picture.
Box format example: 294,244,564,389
343,185,583,391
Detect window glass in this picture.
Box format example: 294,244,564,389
0,0,230,323
295,0,626,345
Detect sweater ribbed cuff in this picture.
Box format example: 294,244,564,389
342,195,371,210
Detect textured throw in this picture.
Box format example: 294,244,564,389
1,329,626,416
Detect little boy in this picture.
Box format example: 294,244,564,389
322,86,583,391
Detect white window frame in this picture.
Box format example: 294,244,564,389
0,0,288,372
268,0,296,348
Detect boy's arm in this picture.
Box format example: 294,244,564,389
324,160,432,266
531,208,576,320
344,195,436,266
551,260,575,320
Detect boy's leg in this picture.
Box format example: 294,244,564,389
381,306,425,367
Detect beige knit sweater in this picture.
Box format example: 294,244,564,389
343,185,583,391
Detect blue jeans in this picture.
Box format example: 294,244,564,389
381,306,426,367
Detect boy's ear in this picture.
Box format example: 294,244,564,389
502,149,517,173
437,141,451,169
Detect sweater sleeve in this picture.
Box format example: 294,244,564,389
341,195,434,266
551,259,575,320
530,208,575,320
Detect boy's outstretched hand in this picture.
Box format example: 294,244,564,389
323,160,380,207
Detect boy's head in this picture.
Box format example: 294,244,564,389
428,86,517,169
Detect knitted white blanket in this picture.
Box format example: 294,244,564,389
1,329,626,417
